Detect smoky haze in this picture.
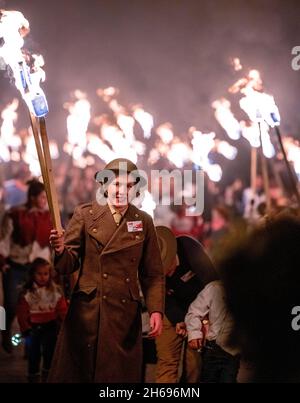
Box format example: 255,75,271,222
0,0,299,144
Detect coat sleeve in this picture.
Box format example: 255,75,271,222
138,214,165,315
185,284,212,341
54,206,85,275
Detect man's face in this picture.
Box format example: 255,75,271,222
106,174,136,208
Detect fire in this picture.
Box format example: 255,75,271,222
215,140,238,160
0,9,48,118
0,9,30,69
211,98,241,140
190,127,223,182
0,98,21,150
132,104,154,139
64,90,91,152
281,137,300,179
156,122,174,144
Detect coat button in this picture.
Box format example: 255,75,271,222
103,273,108,279
89,209,93,214
102,295,107,300
135,235,140,240
93,228,97,233
125,278,130,283
135,214,139,218
121,299,126,303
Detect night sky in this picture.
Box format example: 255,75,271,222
0,0,300,184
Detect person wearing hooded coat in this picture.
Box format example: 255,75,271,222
155,229,218,383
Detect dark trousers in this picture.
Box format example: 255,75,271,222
201,340,240,383
2,261,30,349
26,321,57,375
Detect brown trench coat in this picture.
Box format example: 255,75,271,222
48,201,164,383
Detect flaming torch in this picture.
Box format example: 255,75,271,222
0,9,62,232
231,67,300,207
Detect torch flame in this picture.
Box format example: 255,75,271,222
212,97,241,140
64,90,91,159
0,98,21,149
0,9,48,117
132,104,154,139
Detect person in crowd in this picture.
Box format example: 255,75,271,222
155,230,217,383
48,158,164,383
16,258,67,382
204,205,231,264
185,280,240,383
0,179,52,353
220,215,300,382
2,163,30,209
170,204,204,241
243,175,266,222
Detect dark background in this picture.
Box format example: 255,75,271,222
1,0,299,184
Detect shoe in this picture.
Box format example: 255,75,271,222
28,373,41,383
41,369,49,383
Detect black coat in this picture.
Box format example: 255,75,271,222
165,235,218,325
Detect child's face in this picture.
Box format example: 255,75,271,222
34,265,50,287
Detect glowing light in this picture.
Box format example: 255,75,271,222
239,89,280,128
64,90,91,161
216,140,238,160
11,333,22,347
230,57,243,71
49,140,59,159
132,105,154,139
116,110,135,144
212,98,241,140
138,190,156,218
240,120,275,158
282,137,300,179
156,123,174,144
190,127,223,182
167,141,191,168
86,133,115,163
0,98,21,151
0,9,48,117
206,164,223,182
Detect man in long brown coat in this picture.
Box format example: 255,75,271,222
48,158,164,382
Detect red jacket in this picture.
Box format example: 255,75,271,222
17,283,68,333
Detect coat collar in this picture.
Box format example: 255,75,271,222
87,201,115,247
87,201,144,254
102,203,144,255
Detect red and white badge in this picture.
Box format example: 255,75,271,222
127,220,143,232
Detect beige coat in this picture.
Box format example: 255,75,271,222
49,201,164,383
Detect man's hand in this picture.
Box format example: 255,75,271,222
175,322,187,337
148,312,163,337
49,229,65,256
188,338,203,351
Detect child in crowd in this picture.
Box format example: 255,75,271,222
16,258,68,382
185,280,240,383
